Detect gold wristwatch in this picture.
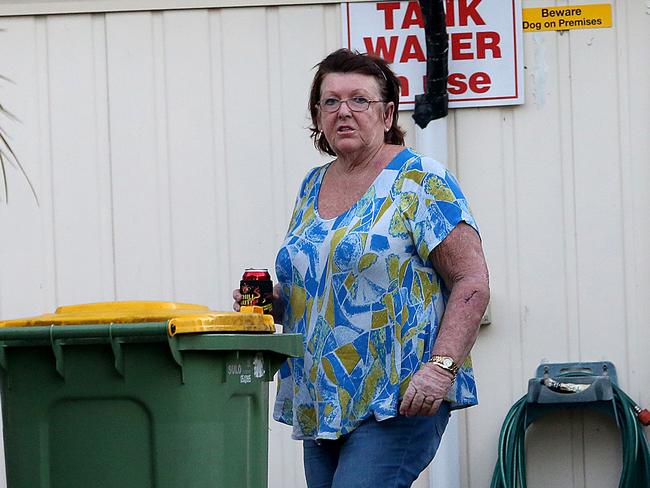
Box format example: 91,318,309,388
428,355,460,376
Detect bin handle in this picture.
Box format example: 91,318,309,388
0,345,6,371
167,334,185,384
49,325,65,378
109,325,125,377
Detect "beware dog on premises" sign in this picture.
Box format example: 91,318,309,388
342,0,524,109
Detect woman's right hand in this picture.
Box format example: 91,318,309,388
270,283,284,323
232,288,243,312
232,284,284,324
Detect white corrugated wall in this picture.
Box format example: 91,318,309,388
0,1,648,487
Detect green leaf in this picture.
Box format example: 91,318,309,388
0,78,39,205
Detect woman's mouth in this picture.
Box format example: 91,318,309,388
337,126,355,133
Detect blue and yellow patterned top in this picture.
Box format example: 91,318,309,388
273,147,479,440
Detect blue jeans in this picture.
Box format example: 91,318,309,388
303,402,451,488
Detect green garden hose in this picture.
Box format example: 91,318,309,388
490,378,650,488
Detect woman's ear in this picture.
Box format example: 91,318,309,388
384,102,395,130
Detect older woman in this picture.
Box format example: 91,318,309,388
234,48,489,488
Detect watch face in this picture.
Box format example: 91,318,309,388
442,358,453,368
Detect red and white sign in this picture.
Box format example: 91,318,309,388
342,0,524,109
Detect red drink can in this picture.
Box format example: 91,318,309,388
240,268,273,315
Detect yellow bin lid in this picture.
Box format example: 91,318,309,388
0,301,275,335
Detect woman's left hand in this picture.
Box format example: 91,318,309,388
399,363,454,417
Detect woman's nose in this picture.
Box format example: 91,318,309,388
337,100,353,117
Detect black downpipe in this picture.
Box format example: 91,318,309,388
413,0,448,128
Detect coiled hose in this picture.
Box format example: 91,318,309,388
490,377,650,487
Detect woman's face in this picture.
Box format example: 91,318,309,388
317,72,394,159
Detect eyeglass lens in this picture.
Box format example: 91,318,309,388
320,98,371,112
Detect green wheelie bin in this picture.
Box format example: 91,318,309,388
0,301,302,488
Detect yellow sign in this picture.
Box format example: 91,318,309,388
522,4,612,32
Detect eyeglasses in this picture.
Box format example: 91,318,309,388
318,97,386,113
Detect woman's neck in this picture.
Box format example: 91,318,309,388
333,143,389,175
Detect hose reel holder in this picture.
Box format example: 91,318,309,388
491,360,650,487
526,361,619,426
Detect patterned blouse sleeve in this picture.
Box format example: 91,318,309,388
285,165,322,232
399,156,479,265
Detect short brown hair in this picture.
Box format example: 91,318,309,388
308,49,406,156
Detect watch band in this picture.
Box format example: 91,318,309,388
428,355,460,376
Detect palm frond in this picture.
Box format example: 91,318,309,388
0,101,17,121
0,151,8,203
0,78,39,205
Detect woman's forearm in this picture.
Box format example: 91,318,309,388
428,222,490,365
431,276,489,364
